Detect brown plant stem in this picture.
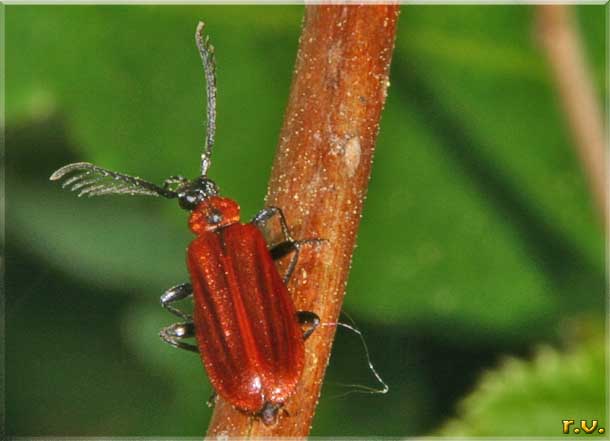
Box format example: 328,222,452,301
206,4,399,437
536,5,608,227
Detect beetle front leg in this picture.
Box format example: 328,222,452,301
160,283,193,321
252,206,327,283
252,207,298,283
159,322,199,353
251,206,292,242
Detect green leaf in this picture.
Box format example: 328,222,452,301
9,179,191,295
439,332,606,436
344,4,605,343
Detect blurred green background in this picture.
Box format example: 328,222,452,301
4,4,607,437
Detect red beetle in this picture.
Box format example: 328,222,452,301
50,21,322,424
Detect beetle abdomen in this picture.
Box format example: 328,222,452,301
187,223,305,413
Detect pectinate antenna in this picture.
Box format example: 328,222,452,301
50,162,180,199
195,21,217,177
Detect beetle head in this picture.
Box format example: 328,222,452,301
177,177,219,211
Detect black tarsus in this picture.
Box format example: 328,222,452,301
252,206,292,241
159,283,198,352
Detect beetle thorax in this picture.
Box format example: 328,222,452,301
189,196,241,234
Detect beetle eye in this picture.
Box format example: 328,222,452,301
207,209,222,225
179,194,195,210
178,191,204,210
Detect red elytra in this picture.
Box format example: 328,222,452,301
187,196,305,418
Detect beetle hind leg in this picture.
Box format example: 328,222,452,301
159,322,199,353
297,310,320,340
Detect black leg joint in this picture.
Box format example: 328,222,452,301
297,310,320,341
269,241,297,261
159,322,199,353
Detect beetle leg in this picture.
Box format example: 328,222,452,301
252,206,327,282
271,239,327,284
206,391,218,408
160,283,193,321
251,206,292,242
159,322,199,353
260,402,281,425
252,206,302,282
297,310,320,340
